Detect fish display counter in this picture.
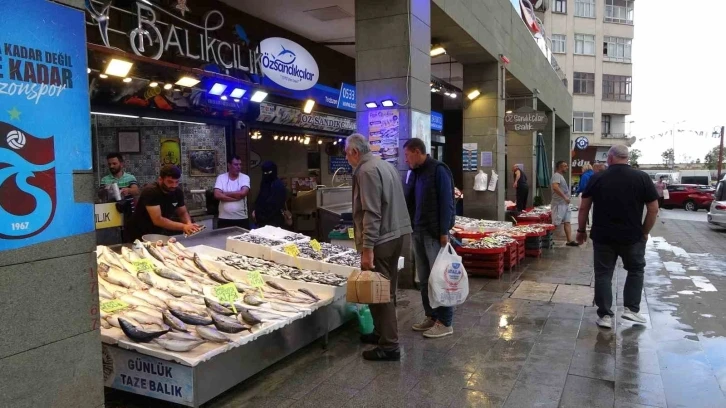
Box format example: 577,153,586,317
96,227,354,406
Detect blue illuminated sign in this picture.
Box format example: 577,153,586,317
0,0,93,250
431,111,444,132
337,83,356,111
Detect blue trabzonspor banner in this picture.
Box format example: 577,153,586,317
0,0,93,251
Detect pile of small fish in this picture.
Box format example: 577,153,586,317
290,242,354,261
516,212,541,219
216,254,348,286
454,216,513,231
229,234,286,247
510,225,546,235
461,236,514,249
525,223,554,230
326,252,360,267
280,232,310,242
96,240,320,353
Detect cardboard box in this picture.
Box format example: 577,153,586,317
346,270,391,304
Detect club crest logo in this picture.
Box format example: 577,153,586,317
0,121,57,239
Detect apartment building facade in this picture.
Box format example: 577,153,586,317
538,0,634,149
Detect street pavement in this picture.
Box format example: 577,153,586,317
106,219,726,408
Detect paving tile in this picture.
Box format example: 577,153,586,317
466,361,524,397
445,343,496,373
501,381,563,408
295,384,360,408
406,368,474,407
616,347,660,375
498,322,542,341
217,396,296,408
559,375,615,408
343,372,417,408
614,369,667,408
458,324,503,346
510,281,558,302
551,284,595,306
518,359,570,388
448,389,506,408
658,356,726,408
549,303,585,321
568,350,616,381
483,339,535,364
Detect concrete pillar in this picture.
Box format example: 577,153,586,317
506,98,537,208
555,126,573,188
462,62,505,220
0,1,103,407
355,0,431,288
540,111,556,204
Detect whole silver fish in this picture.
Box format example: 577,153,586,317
249,309,286,322
195,326,230,343
98,263,144,290
180,295,205,305
193,254,228,283
119,294,157,310
237,309,262,326
154,338,206,352
107,315,141,329
211,311,250,333
163,331,200,341
119,318,169,343
134,305,163,320
155,266,187,282
98,284,114,300
122,310,167,328
148,287,176,303
131,290,167,309
243,294,264,307
170,308,213,325
100,319,111,329
166,281,195,298
268,302,301,313
205,298,235,315
298,288,320,302
163,310,188,332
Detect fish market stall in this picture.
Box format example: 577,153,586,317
97,227,355,406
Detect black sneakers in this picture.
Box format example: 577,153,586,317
362,347,400,361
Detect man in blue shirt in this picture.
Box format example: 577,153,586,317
403,138,456,339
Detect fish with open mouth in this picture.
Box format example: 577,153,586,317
195,326,230,343
211,311,250,333
153,338,206,352
118,318,169,342
162,310,188,332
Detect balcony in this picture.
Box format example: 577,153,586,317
602,133,628,139
605,5,634,25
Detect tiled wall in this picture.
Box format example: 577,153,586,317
93,115,227,210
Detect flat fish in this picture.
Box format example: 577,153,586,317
170,308,213,326
211,311,250,333
154,338,206,352
205,297,234,315
195,326,230,343
163,310,188,332
118,318,169,343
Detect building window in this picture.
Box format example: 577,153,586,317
605,0,634,24
603,36,632,63
603,75,632,101
602,115,611,135
575,0,596,18
573,112,594,133
551,34,566,53
553,0,567,14
574,34,596,56
573,72,595,95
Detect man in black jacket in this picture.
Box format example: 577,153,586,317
577,145,659,329
403,138,457,339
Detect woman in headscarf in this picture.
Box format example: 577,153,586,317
252,161,288,228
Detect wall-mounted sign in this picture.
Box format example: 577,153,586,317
329,156,352,175
337,83,356,111
504,106,549,133
160,138,181,167
256,102,355,133
431,111,444,132
260,37,319,91
0,0,93,251
368,110,400,165
574,136,589,150
412,111,431,153
95,203,123,229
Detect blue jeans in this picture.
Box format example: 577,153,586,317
413,232,454,327
593,240,646,318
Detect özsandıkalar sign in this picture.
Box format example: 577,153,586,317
0,0,93,250
257,102,355,133
504,106,549,133
260,37,319,91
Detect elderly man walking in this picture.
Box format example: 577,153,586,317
577,145,659,328
403,138,457,339
345,133,412,361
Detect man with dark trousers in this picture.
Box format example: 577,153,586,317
577,145,659,329
346,134,412,361
403,138,456,339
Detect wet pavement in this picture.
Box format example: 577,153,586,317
105,219,726,408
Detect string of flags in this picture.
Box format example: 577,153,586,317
637,129,718,143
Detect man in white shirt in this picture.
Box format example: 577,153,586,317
214,155,251,229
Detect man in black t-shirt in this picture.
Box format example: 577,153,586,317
577,145,659,329
126,165,201,242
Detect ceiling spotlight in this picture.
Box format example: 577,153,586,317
333,141,338,145
467,89,481,100
149,81,159,87
274,135,279,140
381,99,394,107
318,140,323,145
250,91,268,103
506,110,513,114
303,99,315,114
230,88,246,98
105,58,133,77
209,83,227,95
443,92,451,97
233,99,240,103
123,77,132,83
99,74,108,79
220,95,228,101
174,88,181,92
449,93,457,99
163,83,173,90
430,46,447,57
365,101,378,109
175,76,200,87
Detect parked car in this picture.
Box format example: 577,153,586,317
662,184,714,211
708,179,726,227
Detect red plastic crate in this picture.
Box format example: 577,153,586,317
465,265,504,278
456,246,507,255
525,249,543,258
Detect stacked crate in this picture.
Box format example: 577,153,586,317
503,241,519,271
455,246,506,278
524,231,545,257
541,230,555,249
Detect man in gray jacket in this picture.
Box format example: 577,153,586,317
346,133,412,361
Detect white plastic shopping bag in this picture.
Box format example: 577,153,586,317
663,189,670,200
487,170,498,191
428,243,469,308
473,170,488,191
